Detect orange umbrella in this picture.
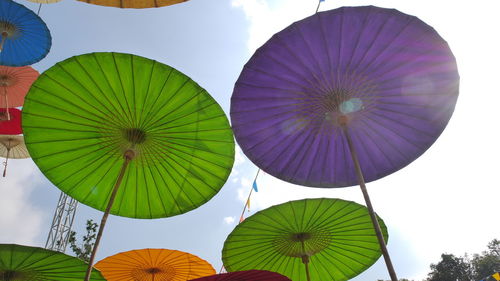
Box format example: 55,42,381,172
95,249,215,281
0,66,38,120
78,0,188,9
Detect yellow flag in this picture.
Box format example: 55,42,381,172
492,272,500,281
246,198,251,211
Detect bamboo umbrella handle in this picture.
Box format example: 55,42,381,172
343,125,398,281
84,150,134,281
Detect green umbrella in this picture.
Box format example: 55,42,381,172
0,244,105,280
22,52,235,281
222,198,388,281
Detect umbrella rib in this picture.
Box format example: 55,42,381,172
136,66,174,128
318,12,334,90
147,144,210,209
84,53,134,128
273,26,329,95
137,59,157,130
65,57,132,129
111,53,135,128
338,7,376,89
369,109,435,141
147,101,222,131
60,151,119,198
140,157,169,217
140,78,195,131
27,85,122,130
348,16,414,78
143,88,210,133
153,138,233,177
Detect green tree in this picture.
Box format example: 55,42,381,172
68,219,98,262
472,239,500,280
426,253,473,281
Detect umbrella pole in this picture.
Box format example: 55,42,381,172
0,32,7,52
2,87,10,121
300,240,312,281
3,147,10,177
83,150,135,281
343,126,399,281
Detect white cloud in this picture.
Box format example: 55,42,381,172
0,160,44,245
231,0,314,53
223,216,235,225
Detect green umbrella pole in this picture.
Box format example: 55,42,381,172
83,149,135,281
343,125,398,281
300,240,312,281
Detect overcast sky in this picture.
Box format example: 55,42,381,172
1,0,499,280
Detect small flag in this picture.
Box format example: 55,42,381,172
246,198,251,211
492,272,500,281
239,214,245,223
320,0,325,2
252,180,258,192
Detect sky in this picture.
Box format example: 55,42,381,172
1,0,500,280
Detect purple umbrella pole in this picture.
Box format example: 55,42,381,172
343,123,398,281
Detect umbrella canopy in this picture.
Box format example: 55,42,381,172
222,198,387,281
0,135,28,159
78,0,188,9
22,52,234,281
231,5,459,188
0,134,29,177
0,65,39,110
189,270,291,281
22,52,235,219
0,244,105,280
0,108,22,134
0,0,52,66
95,248,215,281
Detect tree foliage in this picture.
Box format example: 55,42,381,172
68,219,98,262
425,239,499,281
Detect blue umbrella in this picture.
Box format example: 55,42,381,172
0,0,51,66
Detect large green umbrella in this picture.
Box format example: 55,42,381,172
22,52,235,281
222,198,388,281
0,244,105,280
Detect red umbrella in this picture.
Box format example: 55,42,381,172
0,66,38,120
189,270,291,281
0,108,22,134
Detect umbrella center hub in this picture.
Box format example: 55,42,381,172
273,230,331,258
132,266,176,280
0,21,20,39
0,74,14,87
1,270,36,281
145,267,161,274
123,128,147,144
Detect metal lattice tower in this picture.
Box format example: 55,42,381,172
45,192,78,252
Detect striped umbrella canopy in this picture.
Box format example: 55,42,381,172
0,134,28,177
230,6,459,279
22,52,234,281
0,66,39,113
222,198,387,281
0,0,52,66
189,270,291,281
0,108,22,134
95,248,215,281
0,244,105,280
78,0,188,9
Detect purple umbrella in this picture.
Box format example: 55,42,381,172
231,6,459,280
